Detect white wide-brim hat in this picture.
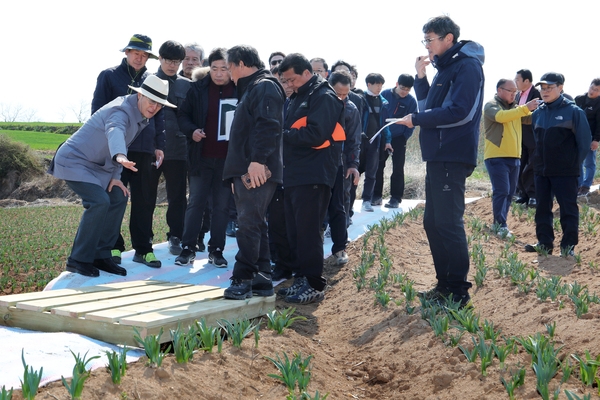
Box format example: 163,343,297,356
128,75,176,108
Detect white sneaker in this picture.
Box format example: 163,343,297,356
335,250,349,265
362,201,373,212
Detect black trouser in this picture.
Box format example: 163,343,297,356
156,159,187,240
374,136,407,201
534,175,579,250
268,185,292,270
423,161,474,297
285,184,331,291
327,165,347,254
231,179,277,280
115,151,159,255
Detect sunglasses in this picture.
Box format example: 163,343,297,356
270,59,283,66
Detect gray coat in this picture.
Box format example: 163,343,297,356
49,94,149,189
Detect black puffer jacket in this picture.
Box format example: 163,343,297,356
223,69,285,184
283,74,344,188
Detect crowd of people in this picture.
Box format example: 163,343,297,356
49,14,599,307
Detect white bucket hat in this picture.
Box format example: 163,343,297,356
128,75,176,108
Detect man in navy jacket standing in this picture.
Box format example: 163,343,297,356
395,15,485,307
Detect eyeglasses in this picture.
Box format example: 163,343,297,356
313,69,325,74
163,59,182,66
144,95,165,108
421,36,445,46
539,85,558,92
270,59,283,66
499,87,518,94
398,85,411,91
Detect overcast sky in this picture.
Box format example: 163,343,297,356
2,0,597,122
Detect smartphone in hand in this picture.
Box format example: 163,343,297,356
241,165,272,190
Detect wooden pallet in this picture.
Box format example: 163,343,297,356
0,280,275,347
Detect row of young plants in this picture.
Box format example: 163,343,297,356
460,211,600,399
350,204,600,399
352,207,424,312
0,309,325,400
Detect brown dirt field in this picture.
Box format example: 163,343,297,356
9,192,600,400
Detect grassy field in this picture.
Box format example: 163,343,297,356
0,204,169,294
0,130,67,150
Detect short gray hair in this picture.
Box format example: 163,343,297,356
183,42,205,61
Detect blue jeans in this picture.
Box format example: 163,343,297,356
231,178,277,280
484,158,520,227
535,175,579,250
423,161,474,296
578,149,596,188
66,180,128,263
181,158,231,252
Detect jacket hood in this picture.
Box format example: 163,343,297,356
434,40,485,69
236,69,283,100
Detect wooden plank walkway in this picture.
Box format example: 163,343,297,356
0,280,275,347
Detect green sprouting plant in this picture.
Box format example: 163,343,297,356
473,333,494,376
561,357,573,384
474,264,487,287
588,260,598,270
570,292,590,318
574,253,583,265
265,352,313,396
571,351,600,387
561,245,574,258
493,342,512,369
374,290,392,308
106,346,129,385
532,347,560,399
545,321,557,339
266,307,307,334
429,314,450,338
482,319,500,342
295,390,329,400
526,206,536,223
170,323,196,364
553,217,562,232
133,327,170,367
501,366,526,400
569,281,587,297
20,349,43,400
253,325,260,348
448,307,480,334
0,386,13,400
564,390,591,400
401,279,416,303
61,350,100,400
217,331,224,353
218,317,260,349
195,318,217,352
446,331,465,347
458,340,478,363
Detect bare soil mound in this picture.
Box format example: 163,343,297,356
11,194,600,400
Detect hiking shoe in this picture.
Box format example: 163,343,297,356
196,240,206,252
385,198,401,208
252,272,275,296
418,286,451,302
362,201,373,212
277,276,307,296
111,249,122,265
66,258,99,277
224,278,253,300
527,198,537,208
175,247,196,266
285,280,324,304
578,186,590,197
371,197,382,206
334,250,349,265
168,236,182,255
208,249,228,268
133,252,161,268
226,221,237,237
272,266,293,281
524,243,553,254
